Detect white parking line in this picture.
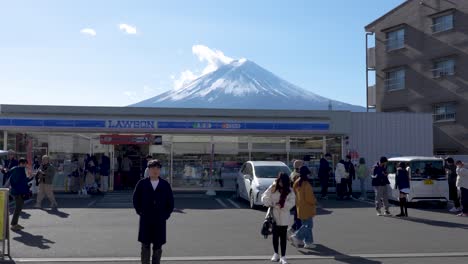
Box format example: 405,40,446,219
227,198,241,208
13,252,468,262
215,198,227,208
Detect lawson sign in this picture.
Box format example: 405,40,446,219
0,118,155,130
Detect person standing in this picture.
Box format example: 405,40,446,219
395,162,410,217
372,157,391,216
288,160,302,233
356,158,368,200
334,160,347,200
100,154,111,192
262,172,296,264
9,158,32,231
143,155,153,178
290,166,317,249
456,160,468,217
133,160,174,264
122,155,132,189
445,158,461,213
2,150,19,185
318,154,332,199
343,155,355,199
34,155,58,209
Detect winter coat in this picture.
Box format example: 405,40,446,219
372,163,390,187
356,164,368,180
289,171,300,184
456,167,468,189
37,164,56,185
261,184,296,226
318,158,331,179
293,180,317,220
446,164,457,183
395,168,410,190
133,178,174,245
344,160,356,180
335,163,347,184
9,166,30,196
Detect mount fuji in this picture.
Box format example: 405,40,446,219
132,59,365,111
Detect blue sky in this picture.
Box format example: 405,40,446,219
0,0,404,107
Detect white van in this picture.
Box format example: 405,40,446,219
387,157,449,205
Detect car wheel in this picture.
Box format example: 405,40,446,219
249,191,256,209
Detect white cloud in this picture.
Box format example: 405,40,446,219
119,24,137,34
80,28,96,36
172,45,237,90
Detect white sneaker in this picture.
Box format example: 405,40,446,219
280,257,288,264
449,207,461,213
303,243,316,249
271,253,280,262
290,235,302,248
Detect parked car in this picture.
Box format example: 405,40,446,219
387,157,449,206
236,161,291,209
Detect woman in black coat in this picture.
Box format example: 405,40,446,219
133,160,174,264
395,162,410,217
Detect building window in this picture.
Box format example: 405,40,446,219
386,28,405,51
432,14,453,33
432,58,455,78
385,68,405,91
433,103,456,122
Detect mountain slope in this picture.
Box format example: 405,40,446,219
132,59,365,111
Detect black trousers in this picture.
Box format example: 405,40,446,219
272,225,288,257
346,178,353,197
336,179,347,199
449,182,461,208
141,243,162,264
319,177,329,197
11,195,24,226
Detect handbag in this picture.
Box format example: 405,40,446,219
261,207,275,239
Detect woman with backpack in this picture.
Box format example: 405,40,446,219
261,172,296,264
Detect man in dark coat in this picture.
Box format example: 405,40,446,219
9,158,32,231
133,160,174,264
344,155,356,199
318,153,332,199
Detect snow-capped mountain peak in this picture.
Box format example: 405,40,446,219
132,60,364,111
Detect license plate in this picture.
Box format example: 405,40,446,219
424,179,433,185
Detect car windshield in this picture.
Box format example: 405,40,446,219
254,166,291,178
410,160,444,178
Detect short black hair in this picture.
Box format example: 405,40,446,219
147,159,162,168
146,155,153,159
18,158,28,165
380,156,388,163
346,154,351,159
446,157,454,164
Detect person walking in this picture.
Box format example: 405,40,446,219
290,166,317,249
445,158,461,213
343,155,355,199
456,160,468,217
100,154,111,192
262,172,296,264
122,155,133,188
288,160,302,233
356,158,368,200
35,155,58,209
334,160,347,200
9,158,32,231
133,160,174,264
395,162,410,217
318,154,332,199
372,157,391,216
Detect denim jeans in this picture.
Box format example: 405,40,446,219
359,178,367,199
294,217,314,244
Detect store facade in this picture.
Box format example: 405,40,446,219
0,105,433,192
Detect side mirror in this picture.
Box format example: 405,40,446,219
244,174,252,180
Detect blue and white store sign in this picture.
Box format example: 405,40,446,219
0,118,156,130
157,121,329,132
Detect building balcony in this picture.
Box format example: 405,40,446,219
433,113,456,122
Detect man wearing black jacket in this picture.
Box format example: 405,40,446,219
318,153,332,199
133,160,174,264
344,155,356,199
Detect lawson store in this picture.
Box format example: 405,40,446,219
0,104,433,192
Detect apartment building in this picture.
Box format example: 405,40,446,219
365,0,468,155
